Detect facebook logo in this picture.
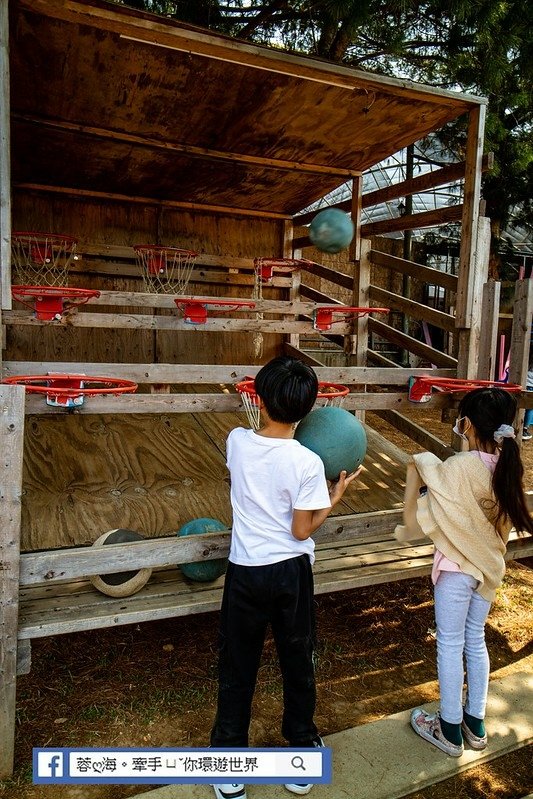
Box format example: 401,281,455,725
36,751,64,778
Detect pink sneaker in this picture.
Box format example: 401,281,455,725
410,709,463,757
461,720,488,750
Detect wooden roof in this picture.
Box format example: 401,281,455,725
11,0,486,217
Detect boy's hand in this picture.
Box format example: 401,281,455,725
328,467,363,506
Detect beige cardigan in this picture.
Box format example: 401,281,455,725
394,452,510,602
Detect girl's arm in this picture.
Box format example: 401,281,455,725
292,468,362,541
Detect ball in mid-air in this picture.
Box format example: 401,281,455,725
294,406,367,481
309,208,355,254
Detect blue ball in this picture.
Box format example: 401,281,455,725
294,406,367,481
309,208,355,254
177,517,228,582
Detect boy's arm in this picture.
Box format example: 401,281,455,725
292,468,362,541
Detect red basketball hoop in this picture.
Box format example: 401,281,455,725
235,379,349,429
253,258,313,284
11,232,79,287
2,374,138,408
313,306,389,332
408,376,523,403
11,286,101,321
134,244,199,294
174,297,256,325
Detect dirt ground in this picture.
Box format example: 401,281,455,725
2,410,532,799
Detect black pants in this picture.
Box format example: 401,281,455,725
210,555,318,748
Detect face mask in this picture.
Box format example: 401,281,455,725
453,416,469,441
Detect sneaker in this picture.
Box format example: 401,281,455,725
285,736,324,795
212,785,246,799
522,428,532,441
461,720,488,750
410,709,463,757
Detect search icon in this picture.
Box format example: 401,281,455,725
291,756,306,771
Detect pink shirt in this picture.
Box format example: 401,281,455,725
432,450,499,584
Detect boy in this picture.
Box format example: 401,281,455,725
211,356,360,799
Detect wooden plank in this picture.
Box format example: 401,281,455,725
361,205,463,237
352,237,371,363
15,639,31,677
13,182,291,221
477,280,501,380
299,261,354,291
14,114,358,178
375,410,455,460
508,279,533,437
367,349,401,368
368,317,458,368
456,106,486,327
369,284,456,333
3,310,350,335
22,390,452,415
457,216,492,379
0,0,10,312
1,361,458,385
369,250,458,292
294,154,494,225
19,508,403,586
0,385,25,778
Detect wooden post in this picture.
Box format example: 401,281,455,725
457,215,491,379
508,279,533,438
283,219,300,349
456,106,486,328
350,235,371,421
477,280,501,380
0,384,25,778
0,0,10,313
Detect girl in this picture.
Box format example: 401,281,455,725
395,387,533,757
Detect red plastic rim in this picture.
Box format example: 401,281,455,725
175,298,256,309
12,286,100,300
1,374,138,398
408,376,523,403
133,245,199,257
235,379,349,401
12,231,78,246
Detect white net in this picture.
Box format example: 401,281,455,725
236,383,262,430
134,246,198,294
11,232,78,287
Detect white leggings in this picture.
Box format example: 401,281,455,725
434,571,491,724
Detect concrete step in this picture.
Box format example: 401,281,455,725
135,670,532,799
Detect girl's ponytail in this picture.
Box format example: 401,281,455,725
492,438,533,534
458,387,533,535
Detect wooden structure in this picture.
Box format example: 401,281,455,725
1,0,533,777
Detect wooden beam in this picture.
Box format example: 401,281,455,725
302,261,354,291
2,361,457,385
367,349,401,368
508,279,533,438
22,391,453,416
352,238,371,362
14,114,358,179
361,204,463,237
294,154,494,225
457,215,491,379
369,250,458,293
477,280,501,380
13,183,291,221
3,310,352,335
368,317,458,368
456,106,486,327
369,284,456,333
0,0,10,312
375,409,455,460
0,385,25,778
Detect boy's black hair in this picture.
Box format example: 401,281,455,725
254,356,318,424
458,387,533,534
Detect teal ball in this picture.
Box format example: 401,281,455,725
294,406,367,481
309,208,355,254
177,517,228,582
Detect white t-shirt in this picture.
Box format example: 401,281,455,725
226,427,331,566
